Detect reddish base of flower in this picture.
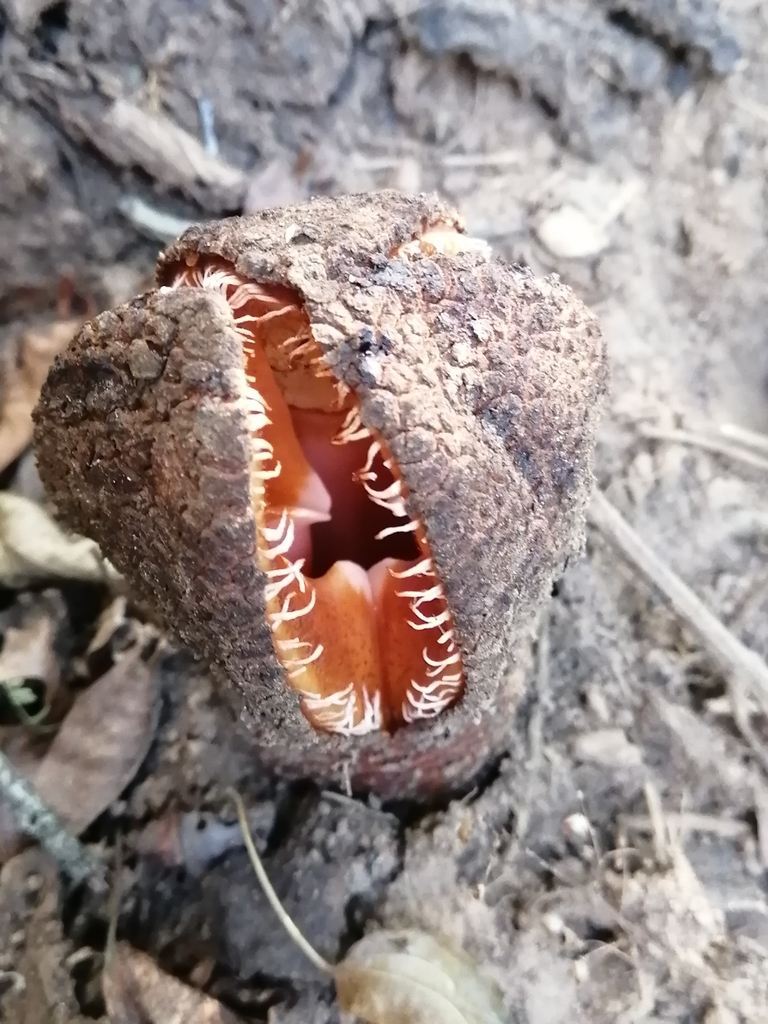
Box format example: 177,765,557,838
229,653,529,800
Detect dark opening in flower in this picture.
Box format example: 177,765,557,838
170,244,471,736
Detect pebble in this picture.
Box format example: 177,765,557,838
573,728,643,768
535,205,609,259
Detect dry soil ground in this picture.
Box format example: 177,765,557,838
2,1,768,1021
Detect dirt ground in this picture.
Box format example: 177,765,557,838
2,0,768,1021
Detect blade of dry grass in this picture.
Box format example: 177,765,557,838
719,423,768,453
589,491,768,719
640,426,768,473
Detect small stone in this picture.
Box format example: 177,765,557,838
573,957,590,983
584,685,610,724
573,728,643,768
451,341,474,366
469,318,492,344
535,205,609,259
23,872,43,896
127,339,164,380
563,812,592,842
542,912,565,936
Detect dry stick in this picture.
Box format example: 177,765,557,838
0,750,104,887
642,780,670,868
618,812,750,841
118,195,196,243
640,426,768,473
588,491,768,719
719,423,768,454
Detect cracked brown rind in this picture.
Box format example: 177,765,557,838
33,190,608,799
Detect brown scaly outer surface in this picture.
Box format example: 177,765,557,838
33,191,608,799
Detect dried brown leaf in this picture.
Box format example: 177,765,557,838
84,596,132,664
0,319,81,473
34,643,160,835
0,849,90,1024
103,943,242,1024
0,492,120,588
334,929,505,1024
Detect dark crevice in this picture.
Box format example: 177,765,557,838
582,922,619,944
532,91,559,121
607,8,687,62
31,0,69,56
605,7,733,77
380,748,510,825
263,782,316,857
687,673,727,713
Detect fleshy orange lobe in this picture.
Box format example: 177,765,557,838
171,261,464,735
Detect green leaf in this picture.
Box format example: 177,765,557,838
1,679,38,707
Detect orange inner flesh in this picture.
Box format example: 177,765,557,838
171,260,465,735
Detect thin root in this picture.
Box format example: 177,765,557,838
227,787,334,976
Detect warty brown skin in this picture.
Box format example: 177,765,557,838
33,190,608,799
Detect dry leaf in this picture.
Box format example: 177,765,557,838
0,848,85,1024
34,642,159,835
0,492,120,588
103,943,242,1024
334,929,505,1024
83,596,134,677
0,318,81,473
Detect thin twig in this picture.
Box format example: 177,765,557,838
197,97,219,158
643,781,670,868
440,149,523,168
118,195,196,243
618,811,749,841
0,751,104,887
589,490,768,718
719,423,768,454
227,788,333,975
640,426,768,473
733,95,768,126
105,836,125,962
